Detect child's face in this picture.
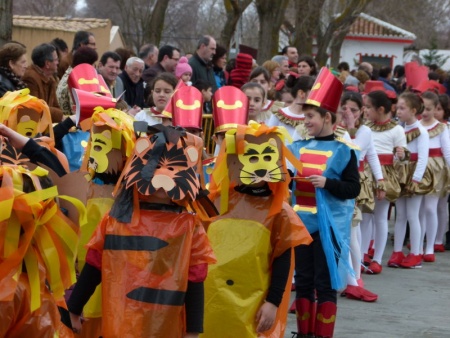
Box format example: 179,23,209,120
244,88,265,120
304,107,329,137
435,103,445,122
202,88,213,103
421,98,436,123
181,72,192,83
364,97,382,122
341,99,362,124
396,98,415,124
152,80,174,111
250,73,269,97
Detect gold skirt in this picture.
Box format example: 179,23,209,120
357,166,375,213
377,164,401,202
395,160,435,197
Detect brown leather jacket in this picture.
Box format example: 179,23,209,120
22,64,63,122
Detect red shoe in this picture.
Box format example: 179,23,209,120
400,253,422,268
434,244,445,252
357,278,364,288
363,253,371,266
387,251,405,268
423,254,435,262
344,285,378,302
368,247,375,259
366,261,382,274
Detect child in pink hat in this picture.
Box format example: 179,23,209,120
176,56,193,85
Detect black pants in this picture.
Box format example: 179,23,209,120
295,231,337,304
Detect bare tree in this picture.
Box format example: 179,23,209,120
13,0,76,16
0,0,13,46
221,0,253,50
293,0,326,56
254,0,289,63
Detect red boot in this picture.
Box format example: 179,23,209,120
315,302,337,338
295,298,316,336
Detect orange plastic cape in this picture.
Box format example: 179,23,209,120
86,204,216,338
0,165,85,337
201,189,312,338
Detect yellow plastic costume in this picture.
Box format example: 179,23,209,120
0,165,84,337
202,122,312,338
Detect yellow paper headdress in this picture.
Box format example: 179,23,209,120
80,107,135,178
209,121,303,216
0,165,85,312
0,89,54,139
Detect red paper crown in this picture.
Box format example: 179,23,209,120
405,62,428,89
161,80,188,119
305,67,343,113
171,86,203,130
212,86,249,133
68,64,103,93
363,80,397,99
415,80,446,94
72,89,117,125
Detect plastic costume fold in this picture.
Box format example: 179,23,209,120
202,122,312,338
81,124,216,337
0,165,84,337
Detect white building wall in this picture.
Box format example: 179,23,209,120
339,39,409,69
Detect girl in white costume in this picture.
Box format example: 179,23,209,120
434,94,450,250
419,91,450,261
339,92,382,300
266,75,315,140
361,91,407,274
388,92,429,268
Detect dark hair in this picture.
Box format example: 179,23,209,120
421,91,439,107
193,79,212,92
197,36,212,50
429,64,439,72
379,66,392,78
337,62,350,72
285,75,315,98
72,46,98,67
151,72,178,91
31,43,56,68
51,38,68,53
212,44,227,65
158,45,178,63
281,46,295,55
139,44,157,59
297,55,317,76
72,31,93,51
241,82,265,100
367,90,392,114
393,65,404,78
438,94,450,120
249,66,270,82
428,72,440,81
0,42,27,68
225,58,236,74
341,91,363,109
100,51,121,65
115,47,135,70
399,92,424,115
303,105,337,124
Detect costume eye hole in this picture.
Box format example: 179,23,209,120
156,165,161,169
249,156,259,163
263,155,271,162
168,167,174,171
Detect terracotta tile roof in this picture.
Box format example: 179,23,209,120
348,13,416,40
13,15,109,32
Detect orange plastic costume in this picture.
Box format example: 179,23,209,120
202,122,312,338
69,124,216,337
0,165,84,337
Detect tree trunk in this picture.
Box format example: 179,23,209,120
329,26,350,68
293,0,325,56
315,0,371,66
145,0,171,46
220,0,253,50
255,0,289,64
0,0,13,46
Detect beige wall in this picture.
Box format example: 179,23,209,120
12,21,124,64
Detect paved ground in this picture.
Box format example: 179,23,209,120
285,222,450,338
